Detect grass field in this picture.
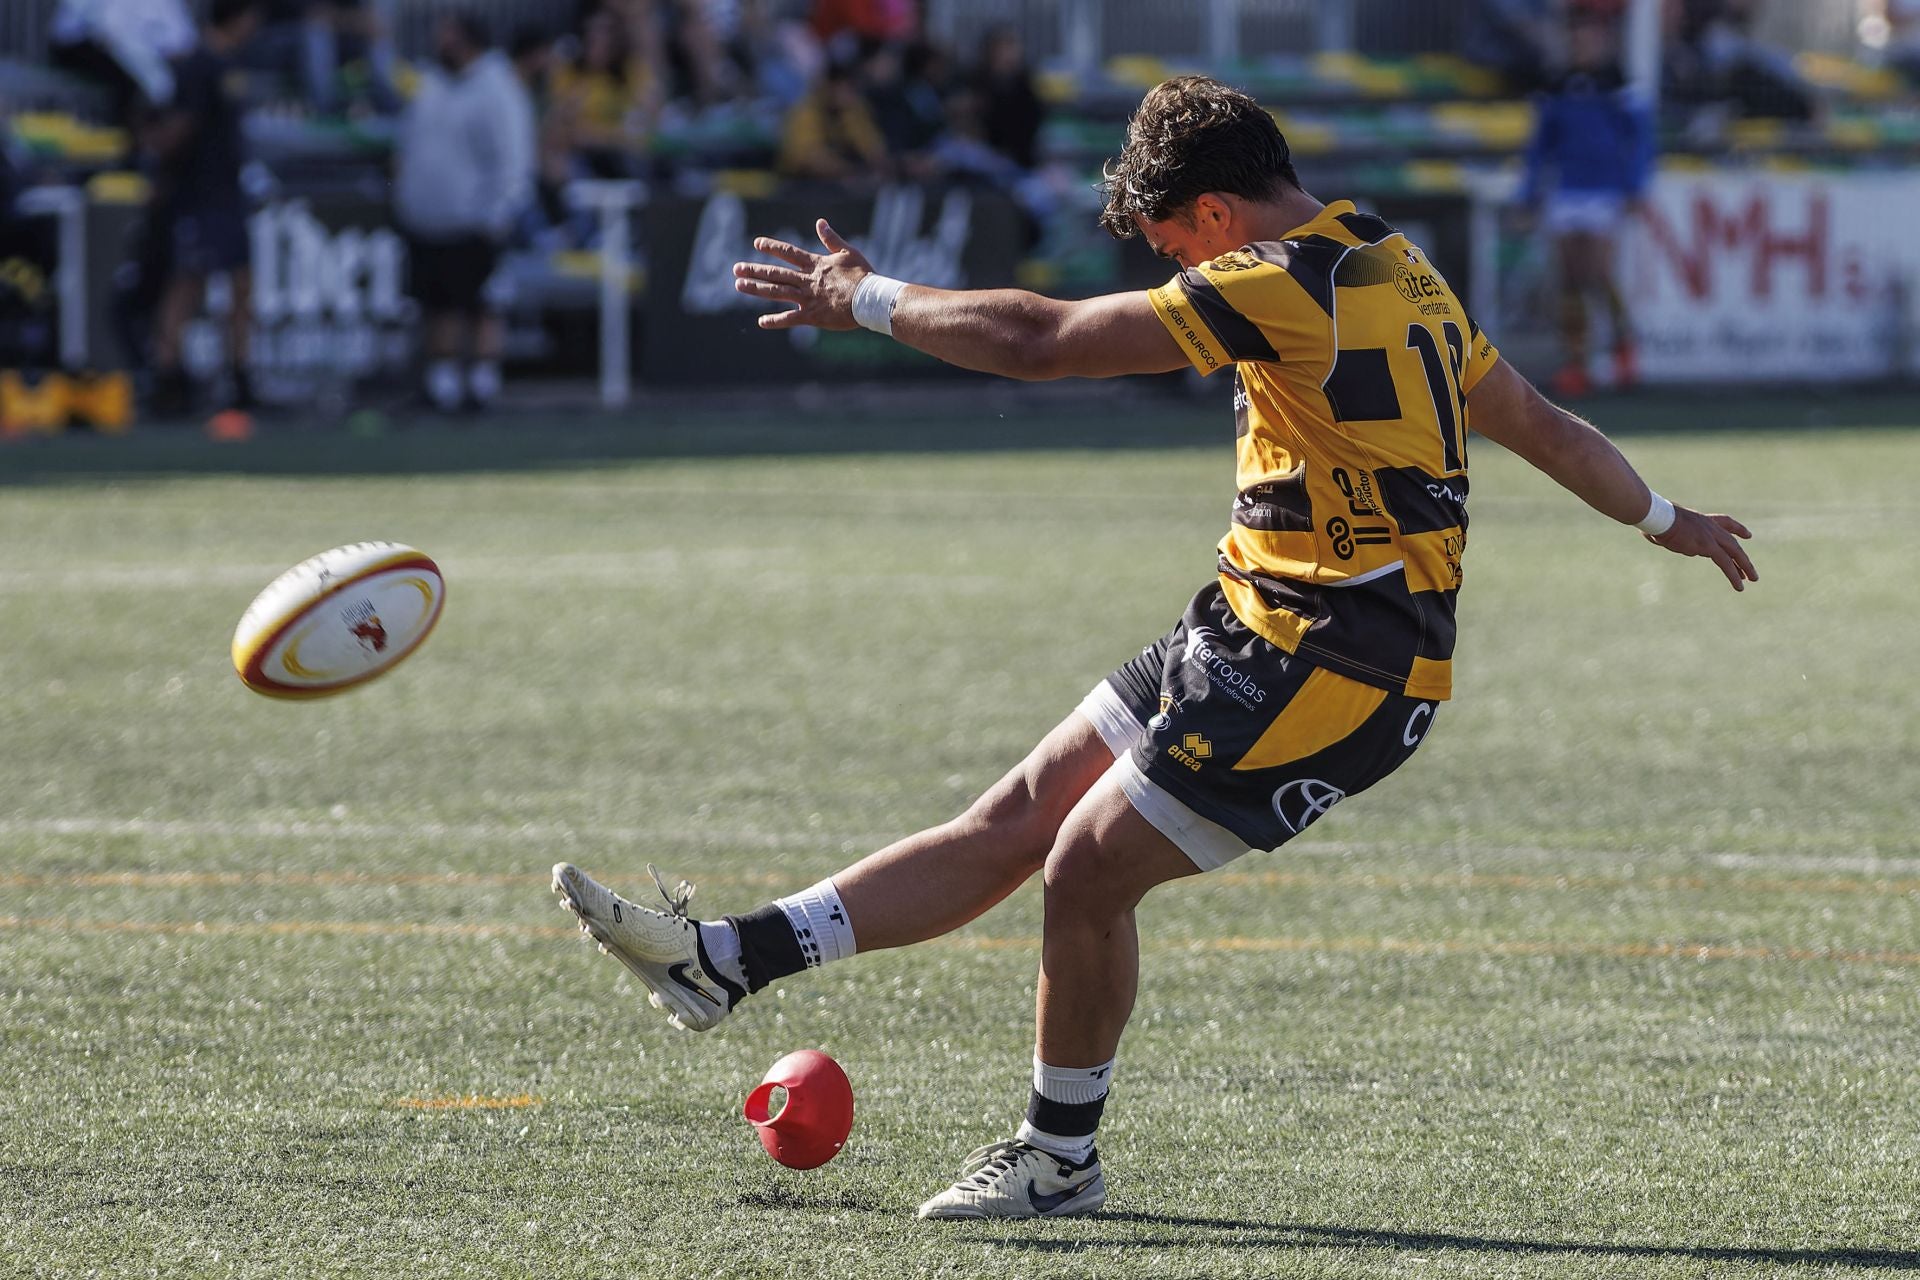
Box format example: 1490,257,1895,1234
3,396,1918,1278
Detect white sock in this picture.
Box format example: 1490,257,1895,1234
468,359,502,406
773,877,857,968
426,359,462,410
1015,1055,1114,1163
697,920,746,987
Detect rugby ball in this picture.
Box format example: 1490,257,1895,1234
232,542,445,699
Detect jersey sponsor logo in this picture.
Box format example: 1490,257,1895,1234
1403,702,1434,747
1184,626,1268,707
1151,285,1220,371
1206,249,1261,272
1394,264,1447,303
1324,516,1392,560
1272,778,1345,833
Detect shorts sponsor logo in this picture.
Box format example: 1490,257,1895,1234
1167,733,1213,772
1185,626,1267,708
1272,778,1345,834
1403,702,1434,747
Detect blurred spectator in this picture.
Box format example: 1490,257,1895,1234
778,57,887,182
972,25,1043,171
730,0,822,108
135,0,263,417
861,40,945,178
239,0,399,115
49,0,196,114
549,5,665,179
1521,14,1653,397
809,0,913,57
1461,0,1556,94
1885,0,1920,83
665,0,743,106
393,14,534,413
1669,0,1814,120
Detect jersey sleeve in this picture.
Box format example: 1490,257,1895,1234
1460,313,1501,394
1147,253,1327,377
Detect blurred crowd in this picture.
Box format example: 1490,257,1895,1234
36,0,1054,415
1466,0,1824,121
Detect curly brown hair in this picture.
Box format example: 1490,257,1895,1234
1097,76,1298,239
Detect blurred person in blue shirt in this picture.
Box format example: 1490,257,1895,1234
1521,13,1654,397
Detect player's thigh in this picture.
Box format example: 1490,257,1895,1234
963,711,1117,852
1042,769,1203,914
965,608,1186,854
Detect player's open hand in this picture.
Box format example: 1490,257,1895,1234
732,220,870,331
1650,507,1758,591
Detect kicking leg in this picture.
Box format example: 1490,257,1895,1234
553,710,1120,1029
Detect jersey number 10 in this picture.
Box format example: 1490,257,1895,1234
1406,321,1468,473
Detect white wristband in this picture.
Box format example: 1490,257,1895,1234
1636,491,1676,537
851,273,906,336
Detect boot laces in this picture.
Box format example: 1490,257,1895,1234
646,863,695,918
956,1140,1032,1189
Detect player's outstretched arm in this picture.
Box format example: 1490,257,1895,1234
732,219,1189,381
1466,358,1758,591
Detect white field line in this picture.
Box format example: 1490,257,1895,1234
4,816,1910,873
4,818,1916,899
7,914,1920,968
0,815,895,851
0,550,1005,595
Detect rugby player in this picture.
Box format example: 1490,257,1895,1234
552,75,1756,1221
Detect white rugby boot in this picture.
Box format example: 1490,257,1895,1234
551,862,745,1031
915,1140,1105,1220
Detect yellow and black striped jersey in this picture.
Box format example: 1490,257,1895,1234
1147,199,1499,700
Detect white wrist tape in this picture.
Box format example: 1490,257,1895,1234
1636,491,1676,537
851,273,906,336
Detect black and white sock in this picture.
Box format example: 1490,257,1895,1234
1016,1055,1114,1163
705,878,856,993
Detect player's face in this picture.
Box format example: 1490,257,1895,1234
1135,196,1243,271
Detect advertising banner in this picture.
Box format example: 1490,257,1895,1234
1623,171,1915,383
185,196,415,406
643,184,1025,384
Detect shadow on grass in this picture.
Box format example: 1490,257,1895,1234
992,1211,1920,1269
0,396,1219,488
5,387,1918,488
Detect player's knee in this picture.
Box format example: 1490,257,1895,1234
1041,832,1130,918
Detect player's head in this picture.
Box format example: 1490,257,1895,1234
1098,75,1299,256
435,12,492,69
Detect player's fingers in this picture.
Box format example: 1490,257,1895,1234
734,277,803,302
817,219,851,253
733,261,807,287
753,237,814,268
1713,514,1754,540
1721,531,1759,583
756,306,806,329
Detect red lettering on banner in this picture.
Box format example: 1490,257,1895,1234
1641,191,1830,301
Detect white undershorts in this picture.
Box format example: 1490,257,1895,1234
1073,681,1252,873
